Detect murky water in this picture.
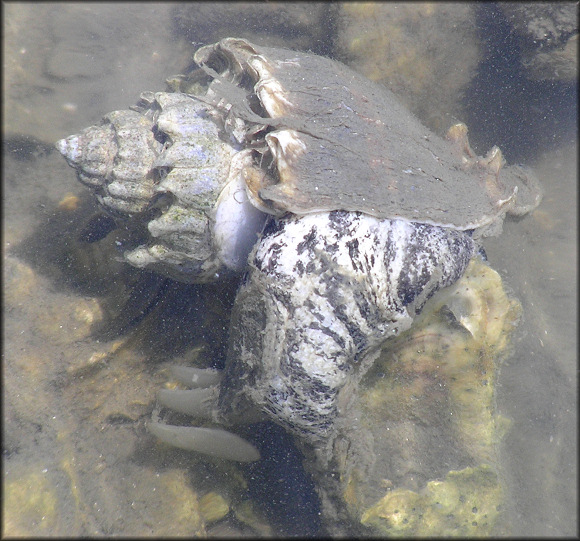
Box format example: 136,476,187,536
3,3,576,536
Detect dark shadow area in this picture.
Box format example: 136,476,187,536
244,422,323,537
463,4,577,164
3,135,55,162
9,186,238,361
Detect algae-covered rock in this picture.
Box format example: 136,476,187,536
499,2,578,82
335,2,481,132
316,258,521,535
3,470,59,535
361,465,505,536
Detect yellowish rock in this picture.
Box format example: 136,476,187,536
234,500,273,537
342,259,520,534
3,256,39,308
361,465,505,536
199,492,230,524
362,259,520,462
33,296,104,344
336,2,481,132
4,470,59,535
58,192,81,211
139,469,204,535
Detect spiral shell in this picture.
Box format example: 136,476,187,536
58,91,266,282
57,107,159,214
